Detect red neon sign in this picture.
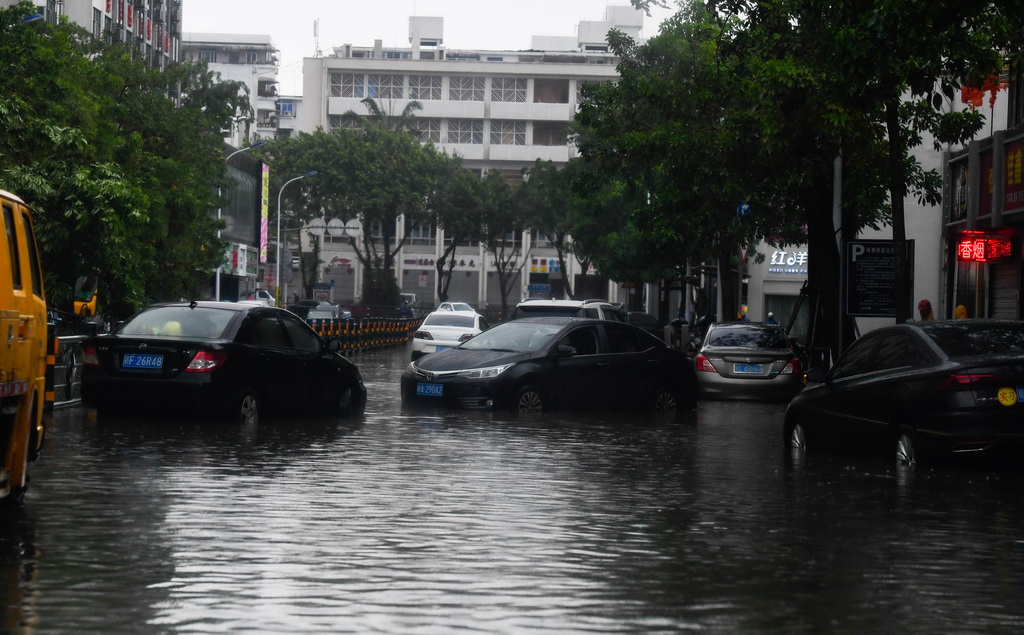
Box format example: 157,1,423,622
956,232,1014,262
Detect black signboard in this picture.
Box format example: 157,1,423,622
844,239,915,317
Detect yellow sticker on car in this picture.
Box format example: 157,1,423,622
997,387,1017,406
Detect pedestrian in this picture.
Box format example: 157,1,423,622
954,304,968,319
917,299,934,321
765,312,778,325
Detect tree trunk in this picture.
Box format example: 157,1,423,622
886,99,911,324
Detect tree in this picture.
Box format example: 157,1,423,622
0,2,249,318
425,160,485,303
255,126,450,306
518,160,586,299
480,171,530,313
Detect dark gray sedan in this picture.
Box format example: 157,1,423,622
694,322,803,401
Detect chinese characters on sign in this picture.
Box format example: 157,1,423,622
955,232,1013,262
768,250,809,274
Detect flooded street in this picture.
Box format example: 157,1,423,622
4,344,1024,632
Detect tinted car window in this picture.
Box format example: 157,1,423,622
923,321,1024,357
829,332,882,380
514,305,582,319
424,314,477,328
117,306,233,338
252,314,289,348
876,331,930,370
708,325,788,349
605,323,644,353
560,326,599,355
281,312,321,353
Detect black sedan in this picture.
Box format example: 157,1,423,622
784,319,1024,464
81,301,366,424
401,317,698,412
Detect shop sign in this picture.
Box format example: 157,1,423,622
956,230,1014,262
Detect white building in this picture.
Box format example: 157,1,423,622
291,9,651,311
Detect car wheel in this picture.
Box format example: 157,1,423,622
514,385,544,413
786,420,807,452
233,389,259,426
652,387,678,412
895,427,916,465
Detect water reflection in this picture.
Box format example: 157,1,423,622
6,346,1024,632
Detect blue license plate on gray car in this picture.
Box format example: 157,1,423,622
734,363,763,374
417,383,444,396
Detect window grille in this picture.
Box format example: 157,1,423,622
491,77,526,103
415,119,442,143
409,75,442,100
449,76,485,101
447,119,483,144
490,120,526,145
370,74,403,99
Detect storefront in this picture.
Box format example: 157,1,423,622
945,129,1024,319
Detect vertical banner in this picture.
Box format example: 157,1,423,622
260,164,270,263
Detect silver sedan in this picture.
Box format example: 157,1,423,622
694,322,803,401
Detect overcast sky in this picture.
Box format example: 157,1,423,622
182,1,679,94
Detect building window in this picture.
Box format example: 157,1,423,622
92,8,102,39
369,74,403,99
490,120,526,145
198,50,216,63
246,51,259,64
415,118,441,144
491,77,526,103
447,119,483,144
407,223,437,246
534,78,570,104
383,51,410,60
409,75,442,100
277,102,295,118
449,76,484,101
328,114,344,132
330,72,364,98
533,121,568,146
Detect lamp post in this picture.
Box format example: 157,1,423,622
276,170,317,306
216,140,266,301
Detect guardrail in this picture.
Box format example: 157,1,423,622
49,316,424,409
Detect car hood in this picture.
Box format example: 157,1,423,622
413,347,532,371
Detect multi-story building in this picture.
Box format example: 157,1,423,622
292,8,649,310
181,33,283,147
1,0,181,69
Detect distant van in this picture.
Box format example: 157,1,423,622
0,190,49,503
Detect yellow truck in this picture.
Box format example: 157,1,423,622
0,190,49,505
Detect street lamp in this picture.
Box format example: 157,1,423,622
275,170,318,306
216,140,267,301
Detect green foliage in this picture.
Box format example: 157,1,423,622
0,2,250,319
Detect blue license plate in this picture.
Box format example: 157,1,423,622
416,383,444,397
122,353,164,369
734,363,763,374
433,346,449,352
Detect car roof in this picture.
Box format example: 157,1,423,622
516,298,612,307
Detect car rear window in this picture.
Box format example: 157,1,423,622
924,322,1024,357
117,306,234,339
513,306,583,319
708,326,788,349
424,314,476,328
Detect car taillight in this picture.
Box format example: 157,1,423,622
185,350,227,372
458,333,475,343
83,345,99,366
939,373,998,390
695,354,717,372
780,358,800,375
413,331,432,340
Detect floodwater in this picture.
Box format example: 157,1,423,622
3,345,1024,633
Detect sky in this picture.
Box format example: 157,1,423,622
182,1,680,95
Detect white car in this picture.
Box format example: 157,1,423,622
438,301,475,312
411,310,490,360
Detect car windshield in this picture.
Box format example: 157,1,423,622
514,305,583,318
424,314,476,328
924,321,1024,357
444,303,473,311
117,306,235,339
708,325,788,349
461,321,563,352
307,309,336,319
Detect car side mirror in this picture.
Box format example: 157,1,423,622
326,339,341,352
555,345,577,357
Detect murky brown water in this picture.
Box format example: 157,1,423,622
3,345,1024,633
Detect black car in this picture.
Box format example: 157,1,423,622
82,301,366,424
401,317,697,412
784,319,1024,464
